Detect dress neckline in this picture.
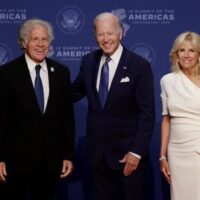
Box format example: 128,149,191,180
179,70,200,90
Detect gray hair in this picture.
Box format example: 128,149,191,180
18,18,54,49
93,12,122,34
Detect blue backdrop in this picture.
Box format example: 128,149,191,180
0,0,199,199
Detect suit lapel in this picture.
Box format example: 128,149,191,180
104,48,129,108
14,55,43,115
90,49,130,110
44,59,56,116
91,52,103,108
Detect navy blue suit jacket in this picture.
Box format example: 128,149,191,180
73,47,155,169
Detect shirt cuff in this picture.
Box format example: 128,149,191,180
129,152,141,159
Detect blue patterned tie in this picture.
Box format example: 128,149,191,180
35,65,44,113
98,57,111,107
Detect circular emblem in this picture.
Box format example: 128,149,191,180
56,6,85,34
131,43,156,66
0,43,12,66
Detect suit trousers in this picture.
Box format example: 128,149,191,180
91,157,146,200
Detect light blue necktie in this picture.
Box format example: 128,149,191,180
98,57,111,107
35,65,44,113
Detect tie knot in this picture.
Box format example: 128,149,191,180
105,57,111,64
35,65,41,74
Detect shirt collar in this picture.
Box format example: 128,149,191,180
25,54,47,73
102,44,123,64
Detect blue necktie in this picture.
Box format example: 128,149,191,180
98,57,111,107
35,65,44,113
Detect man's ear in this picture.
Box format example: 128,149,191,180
119,29,123,40
21,40,27,49
120,32,123,40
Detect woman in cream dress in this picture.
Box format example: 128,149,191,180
160,31,200,200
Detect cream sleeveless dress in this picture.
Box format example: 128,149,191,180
161,71,200,200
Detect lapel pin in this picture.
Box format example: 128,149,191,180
50,67,54,72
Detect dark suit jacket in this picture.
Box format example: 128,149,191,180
73,46,155,169
0,55,75,174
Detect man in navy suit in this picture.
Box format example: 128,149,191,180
73,12,155,200
0,19,75,200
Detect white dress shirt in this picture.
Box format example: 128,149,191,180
25,54,49,111
96,44,123,91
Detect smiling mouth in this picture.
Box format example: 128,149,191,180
35,50,46,54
